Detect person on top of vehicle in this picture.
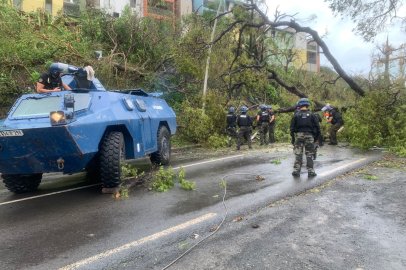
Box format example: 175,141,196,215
37,63,72,93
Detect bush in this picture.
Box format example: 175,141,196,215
274,113,292,143
343,90,406,156
177,92,228,148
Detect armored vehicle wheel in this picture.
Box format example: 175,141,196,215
150,126,171,165
2,174,42,193
100,131,125,188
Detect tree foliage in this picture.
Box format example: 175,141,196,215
343,89,406,156
326,0,406,42
0,2,405,153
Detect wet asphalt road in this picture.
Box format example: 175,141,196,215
0,144,384,270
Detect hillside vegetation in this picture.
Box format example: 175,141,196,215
0,3,405,155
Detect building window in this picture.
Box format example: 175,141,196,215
130,0,136,7
147,0,174,18
45,0,52,14
307,51,317,64
307,44,317,51
113,12,120,17
204,0,218,9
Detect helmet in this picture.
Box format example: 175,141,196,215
240,106,248,112
229,107,235,113
297,98,310,107
49,63,67,75
267,105,271,109
260,104,266,109
321,105,332,112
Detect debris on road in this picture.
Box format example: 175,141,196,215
233,216,244,222
210,226,218,232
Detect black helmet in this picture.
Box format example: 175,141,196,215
297,98,310,107
49,63,67,76
229,107,235,113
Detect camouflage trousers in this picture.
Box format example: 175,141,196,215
293,132,315,173
259,122,269,144
268,122,275,143
237,126,252,149
227,126,237,146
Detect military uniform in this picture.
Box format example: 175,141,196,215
257,110,270,145
329,109,344,144
290,110,321,176
226,112,237,147
37,72,63,90
268,109,275,143
314,113,323,146
237,113,252,150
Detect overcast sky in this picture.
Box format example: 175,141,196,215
265,0,406,75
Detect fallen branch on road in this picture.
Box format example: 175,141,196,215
102,174,153,198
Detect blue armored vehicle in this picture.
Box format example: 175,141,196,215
0,63,177,193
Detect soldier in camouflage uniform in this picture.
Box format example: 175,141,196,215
236,106,253,150
290,98,320,177
226,107,237,147
267,105,276,143
256,105,270,145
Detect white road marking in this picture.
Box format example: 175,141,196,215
319,158,367,176
58,213,217,270
172,154,245,170
0,184,101,206
0,154,245,206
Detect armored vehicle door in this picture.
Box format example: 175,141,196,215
134,99,155,152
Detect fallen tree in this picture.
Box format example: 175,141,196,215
199,4,367,111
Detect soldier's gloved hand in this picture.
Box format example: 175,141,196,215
291,137,295,145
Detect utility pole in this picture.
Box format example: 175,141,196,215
384,36,390,83
202,0,223,115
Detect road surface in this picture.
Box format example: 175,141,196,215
0,144,386,270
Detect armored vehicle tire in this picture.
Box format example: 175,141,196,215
150,126,171,165
100,131,125,188
2,174,42,193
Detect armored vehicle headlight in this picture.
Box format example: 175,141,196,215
50,111,67,125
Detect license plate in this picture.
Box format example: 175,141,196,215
0,130,24,137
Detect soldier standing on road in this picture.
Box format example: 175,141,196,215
226,107,237,147
37,63,72,93
257,105,270,145
290,98,320,177
322,105,344,146
236,106,253,150
267,105,276,144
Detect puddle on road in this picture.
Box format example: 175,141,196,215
170,176,282,216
